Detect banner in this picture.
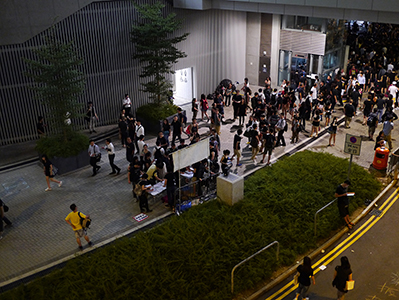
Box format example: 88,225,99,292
171,138,210,172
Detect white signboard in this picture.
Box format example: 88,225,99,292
344,134,362,156
171,138,210,172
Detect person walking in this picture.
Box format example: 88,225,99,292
41,154,62,192
200,94,210,122
275,113,287,146
333,256,353,300
232,128,243,167
382,115,394,150
192,98,199,121
86,101,99,134
329,117,338,146
250,124,260,165
0,199,12,240
104,138,121,175
344,100,355,129
294,256,315,300
335,180,354,229
65,203,93,251
88,140,101,176
367,108,379,141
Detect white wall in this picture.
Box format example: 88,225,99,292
174,9,247,97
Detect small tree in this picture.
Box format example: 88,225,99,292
24,35,88,157
131,2,189,106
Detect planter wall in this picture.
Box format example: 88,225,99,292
50,149,89,175
138,110,186,135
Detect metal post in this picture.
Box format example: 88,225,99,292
347,153,353,180
231,241,279,294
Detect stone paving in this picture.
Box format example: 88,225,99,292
0,89,396,287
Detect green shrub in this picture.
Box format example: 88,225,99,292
35,132,89,158
136,103,179,123
0,151,381,300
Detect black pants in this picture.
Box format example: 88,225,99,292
239,115,245,126
0,216,12,232
233,104,238,119
121,132,127,146
276,130,286,146
139,194,150,212
172,132,181,143
167,186,176,208
90,157,99,174
108,154,120,173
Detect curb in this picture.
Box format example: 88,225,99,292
244,178,397,300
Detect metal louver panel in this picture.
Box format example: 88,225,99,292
279,30,326,55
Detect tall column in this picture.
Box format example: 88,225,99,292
270,14,281,88
318,55,324,77
287,51,292,82
309,54,314,75
245,12,261,87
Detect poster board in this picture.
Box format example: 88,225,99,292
171,138,210,172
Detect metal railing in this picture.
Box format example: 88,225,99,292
314,198,337,237
231,241,279,294
174,172,219,215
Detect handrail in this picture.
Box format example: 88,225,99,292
231,241,279,294
314,198,337,237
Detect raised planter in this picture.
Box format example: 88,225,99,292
50,149,89,175
138,110,186,135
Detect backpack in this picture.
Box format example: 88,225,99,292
367,114,377,126
78,212,91,229
134,180,143,197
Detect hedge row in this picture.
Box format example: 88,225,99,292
1,151,381,300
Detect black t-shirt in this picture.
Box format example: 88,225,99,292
42,160,52,174
264,133,275,148
336,184,348,206
171,120,182,132
297,265,314,286
162,123,170,132
344,104,355,117
376,98,385,109
165,172,176,188
364,99,373,112
250,130,259,147
234,134,242,150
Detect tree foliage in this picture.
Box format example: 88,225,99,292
24,35,88,157
131,2,189,105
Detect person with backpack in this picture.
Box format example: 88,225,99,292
382,115,394,150
332,256,353,300
275,113,287,147
294,256,315,300
367,108,379,141
41,154,62,192
65,203,93,251
88,140,101,176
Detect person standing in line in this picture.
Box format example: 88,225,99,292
232,128,243,167
344,100,355,129
335,180,354,229
333,256,353,300
232,91,242,120
275,113,287,147
0,199,12,240
294,256,315,300
104,138,121,175
122,94,132,117
163,166,177,211
162,119,171,145
86,101,99,134
134,120,145,153
139,173,153,213
171,115,182,144
125,137,135,163
118,117,128,148
382,115,394,150
192,98,199,121
200,94,210,122
65,203,93,251
88,140,101,176
41,154,62,192
250,123,260,165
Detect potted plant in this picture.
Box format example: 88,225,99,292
24,33,89,174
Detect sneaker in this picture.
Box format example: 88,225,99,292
79,246,83,251
253,160,257,166
237,163,242,167
58,181,62,187
45,187,52,192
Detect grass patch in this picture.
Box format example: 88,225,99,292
1,151,381,300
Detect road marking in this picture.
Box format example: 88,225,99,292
265,187,399,300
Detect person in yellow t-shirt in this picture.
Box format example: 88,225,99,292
65,203,93,251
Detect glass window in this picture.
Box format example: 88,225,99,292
282,15,324,32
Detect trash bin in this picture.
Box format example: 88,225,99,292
373,147,390,170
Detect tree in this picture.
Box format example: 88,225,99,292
24,35,88,157
131,2,189,106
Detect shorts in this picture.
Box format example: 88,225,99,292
234,149,241,158
74,229,86,239
338,204,349,218
264,147,273,156
364,110,371,117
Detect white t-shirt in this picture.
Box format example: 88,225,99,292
311,87,317,101
357,74,366,85
123,97,131,108
388,85,398,98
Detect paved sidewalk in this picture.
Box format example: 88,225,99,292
0,92,396,288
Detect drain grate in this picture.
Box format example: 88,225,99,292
369,209,382,217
